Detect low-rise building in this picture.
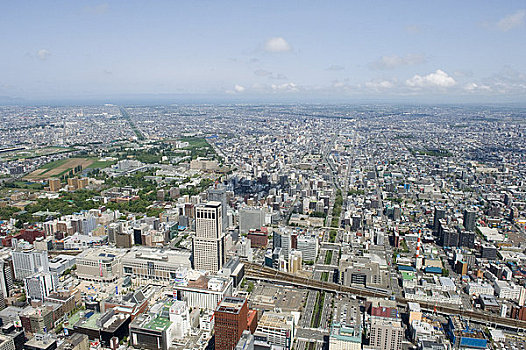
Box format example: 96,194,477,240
75,248,125,282
254,312,295,350
127,297,191,349
494,280,521,301
329,323,361,350
171,271,232,310
467,282,494,297
122,247,191,282
446,316,487,349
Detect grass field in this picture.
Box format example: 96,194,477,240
86,159,117,168
180,137,211,149
24,157,116,180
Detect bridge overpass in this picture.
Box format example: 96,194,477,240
244,262,526,330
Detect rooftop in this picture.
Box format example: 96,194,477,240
76,312,103,330
144,316,172,331
330,323,361,343
257,312,294,329
216,297,246,314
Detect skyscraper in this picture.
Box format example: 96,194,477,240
208,184,228,232
463,208,476,232
273,229,291,259
215,297,248,350
12,248,49,280
433,207,445,232
0,249,14,299
24,272,57,302
193,201,225,272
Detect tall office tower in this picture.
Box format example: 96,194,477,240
433,207,446,232
273,230,281,250
441,229,459,247
273,229,291,259
24,272,58,302
208,184,228,232
0,249,14,298
12,249,49,280
107,222,121,244
463,208,477,232
297,235,318,262
215,297,248,350
133,223,148,246
193,202,225,272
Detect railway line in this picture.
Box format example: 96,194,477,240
244,262,526,330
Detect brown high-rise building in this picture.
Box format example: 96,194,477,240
48,178,61,192
67,177,88,190
214,297,248,350
68,177,78,189
115,232,133,248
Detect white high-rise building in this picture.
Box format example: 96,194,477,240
274,228,292,259
237,237,253,262
0,248,13,298
12,249,49,280
297,235,318,262
169,301,191,339
193,202,226,272
24,272,58,302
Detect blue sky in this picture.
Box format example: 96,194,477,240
1,1,526,103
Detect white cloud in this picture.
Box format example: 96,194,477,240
464,83,491,92
264,37,291,53
406,70,456,88
37,49,51,60
483,67,526,93
497,9,525,31
271,82,298,91
234,84,245,93
330,80,354,91
370,54,426,70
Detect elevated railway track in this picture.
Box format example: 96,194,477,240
245,262,526,330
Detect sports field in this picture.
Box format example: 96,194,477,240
24,157,115,181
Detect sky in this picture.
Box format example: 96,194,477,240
1,1,526,104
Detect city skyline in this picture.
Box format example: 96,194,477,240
2,1,526,104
